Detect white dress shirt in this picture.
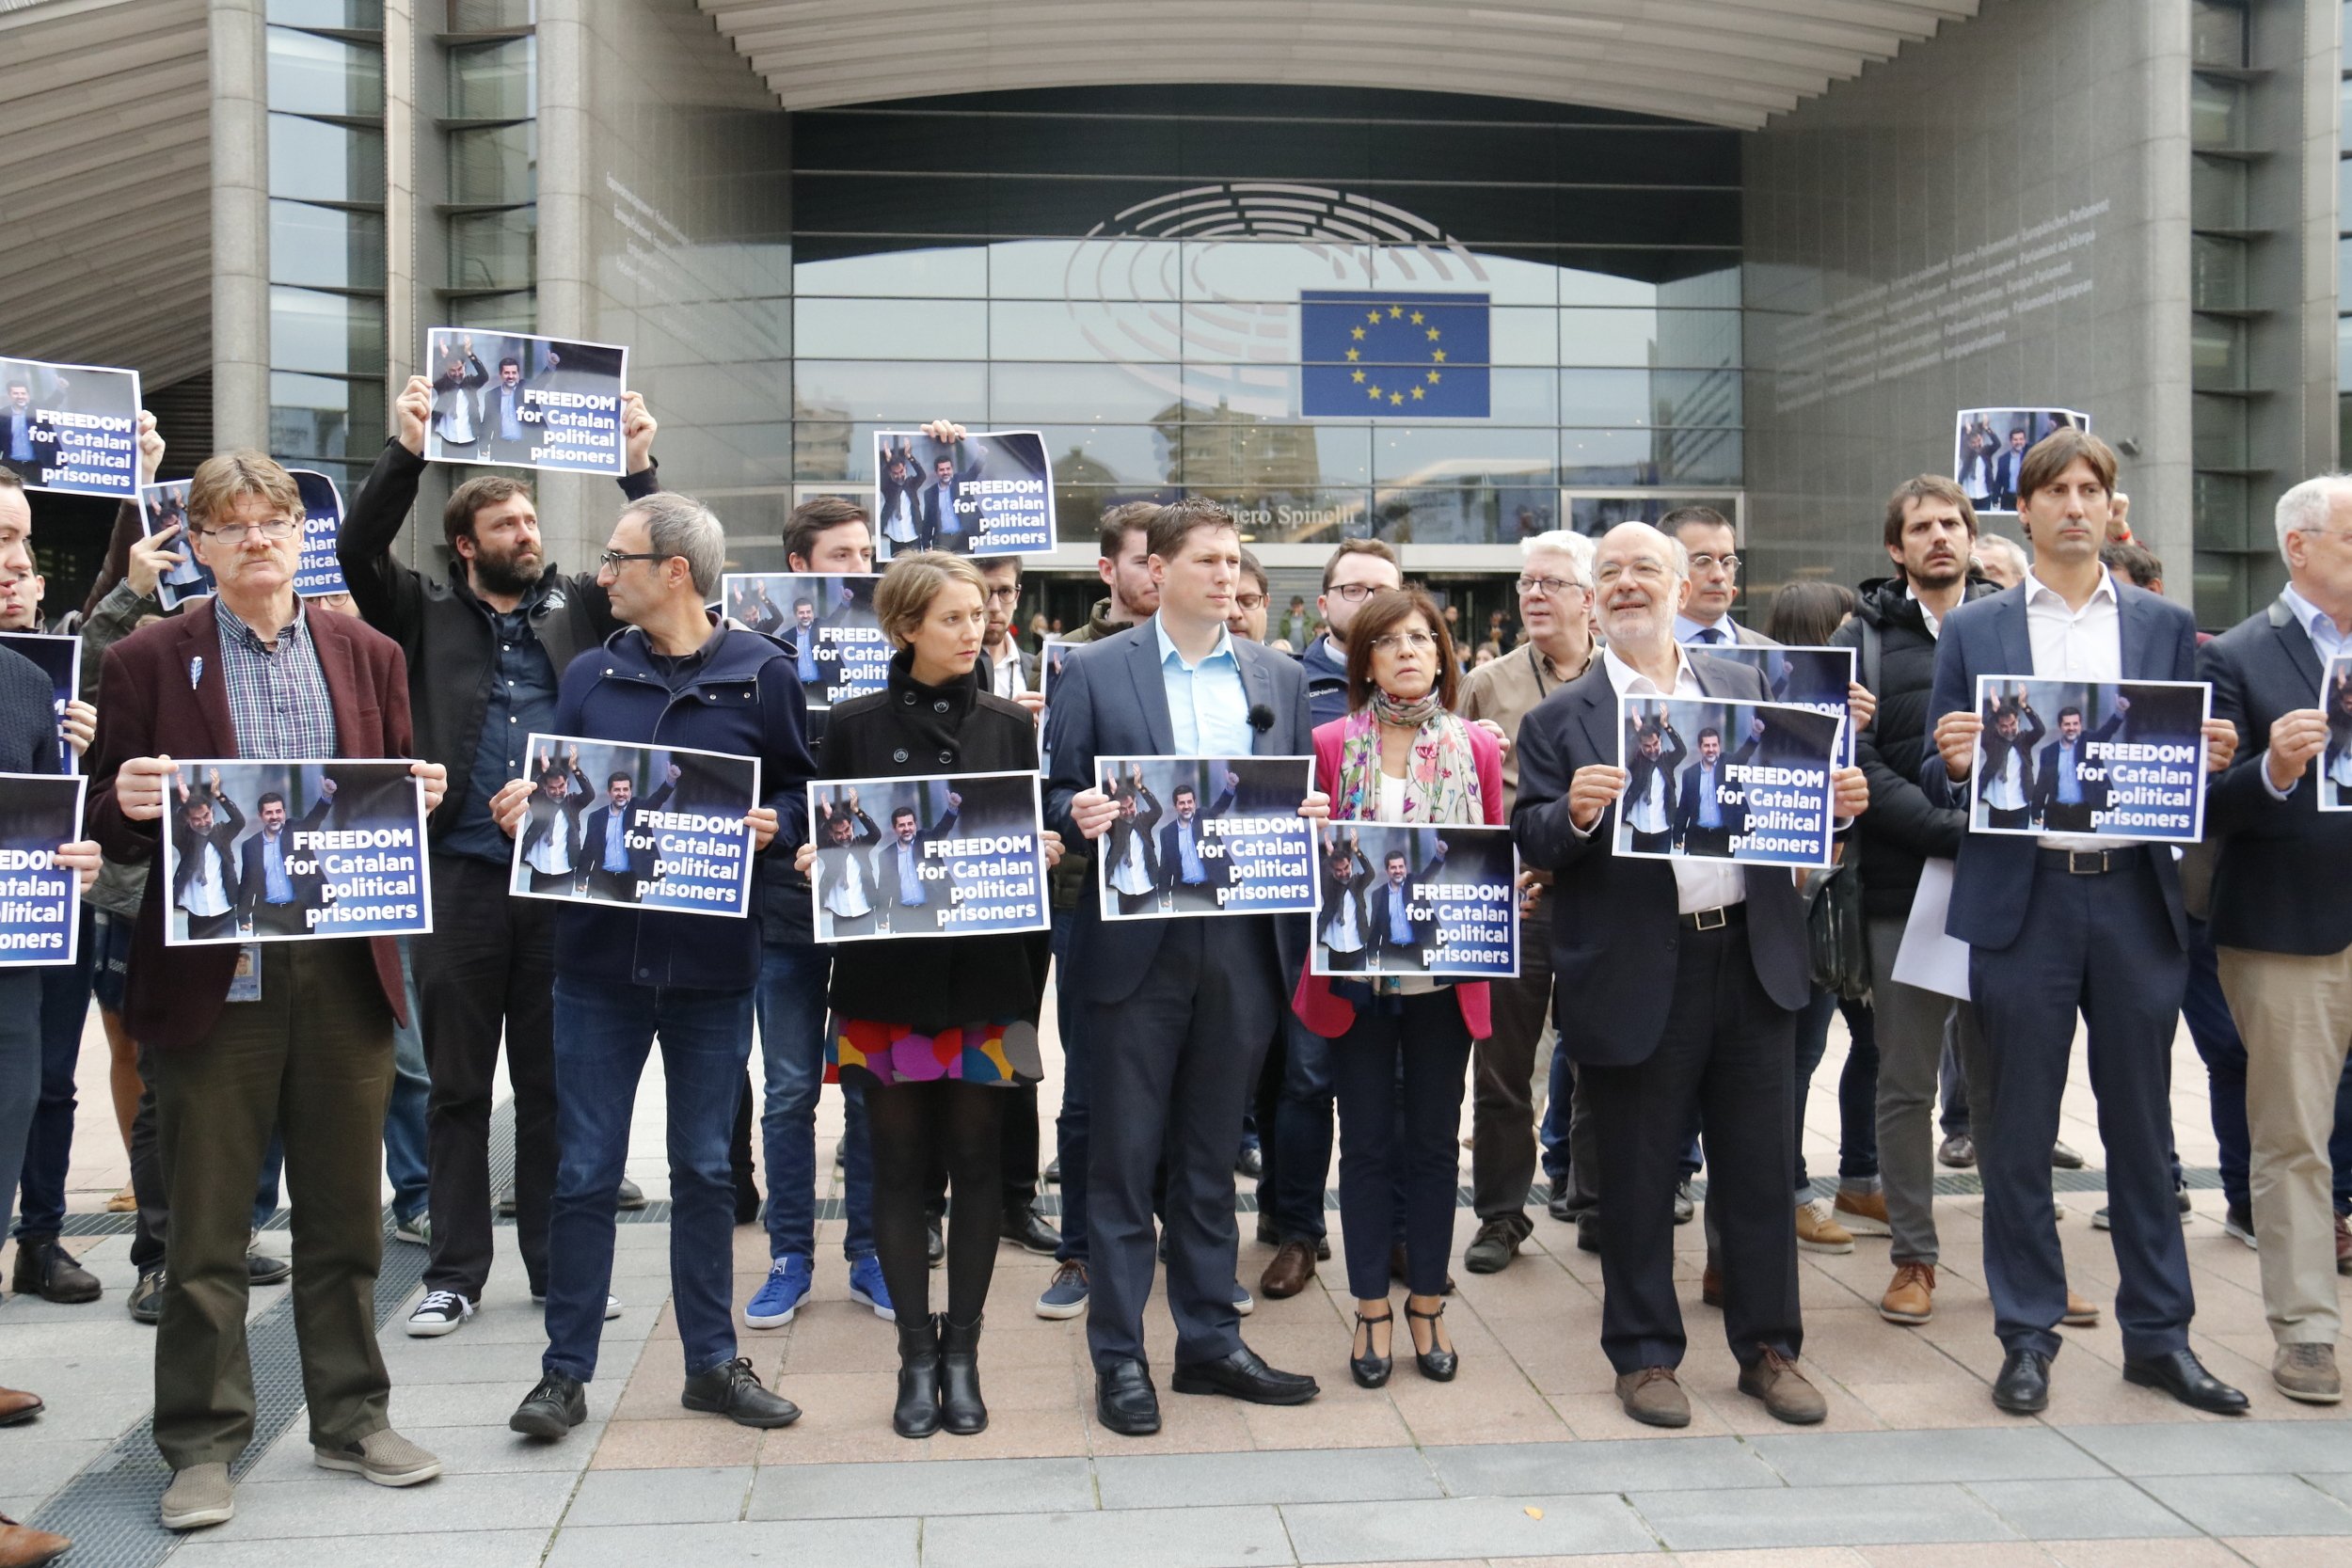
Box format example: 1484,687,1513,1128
182,840,231,918
986,641,1028,700
1590,642,1744,913
2023,566,2121,850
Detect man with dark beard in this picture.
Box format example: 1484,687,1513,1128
340,371,663,1341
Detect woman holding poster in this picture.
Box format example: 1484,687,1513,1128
1293,587,1502,1389
793,550,1062,1440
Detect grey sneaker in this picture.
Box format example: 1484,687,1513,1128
313,1428,443,1486
394,1212,431,1247
159,1463,234,1531
2274,1342,2343,1405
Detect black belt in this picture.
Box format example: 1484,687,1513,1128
2034,847,2144,876
1678,902,1747,931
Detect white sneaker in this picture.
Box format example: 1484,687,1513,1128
405,1290,474,1337
532,1291,623,1321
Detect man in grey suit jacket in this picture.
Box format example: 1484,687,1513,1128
1663,505,1777,648
1044,499,1327,1437
1921,427,2245,1419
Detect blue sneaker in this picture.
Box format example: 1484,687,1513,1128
847,1255,896,1322
1036,1259,1089,1320
744,1255,811,1329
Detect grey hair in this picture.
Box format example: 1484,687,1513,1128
1520,529,1595,590
2275,474,2352,562
1975,533,2029,575
627,492,726,597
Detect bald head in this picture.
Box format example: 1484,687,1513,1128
1592,522,1691,656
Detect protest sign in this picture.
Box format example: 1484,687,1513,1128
511,736,760,917
1310,822,1518,979
422,328,628,476
0,634,79,775
809,770,1049,942
1955,406,2090,517
159,761,430,946
0,772,86,965
1616,696,1841,869
289,467,348,597
2322,652,2352,811
1969,676,2210,842
138,481,213,610
0,357,141,499
1694,645,1858,767
1093,755,1316,920
722,573,887,712
873,429,1054,560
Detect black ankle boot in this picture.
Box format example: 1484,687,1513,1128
939,1314,988,1435
893,1314,942,1438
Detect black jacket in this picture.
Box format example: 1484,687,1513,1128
337,438,659,851
1830,576,1999,919
820,653,1046,1032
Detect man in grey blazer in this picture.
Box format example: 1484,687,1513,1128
1044,499,1327,1437
1922,427,2245,1418
1663,506,1777,648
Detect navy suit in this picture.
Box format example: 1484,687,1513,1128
1155,786,1235,912
1043,623,1311,1370
1920,578,2201,1362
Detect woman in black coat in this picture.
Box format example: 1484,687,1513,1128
796,550,1060,1440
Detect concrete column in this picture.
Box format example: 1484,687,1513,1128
209,0,270,452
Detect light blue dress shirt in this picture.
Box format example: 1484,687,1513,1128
1674,613,1734,645
1152,614,1253,755
262,832,294,905
2056,742,2083,804
1174,820,1206,883
603,808,630,872
891,841,926,905
1696,764,1723,828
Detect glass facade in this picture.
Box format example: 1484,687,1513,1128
787,87,1740,553
2192,0,2268,622
444,6,537,333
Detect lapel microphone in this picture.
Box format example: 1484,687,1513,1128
1247,704,1274,733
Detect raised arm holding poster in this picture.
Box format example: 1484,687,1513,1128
1968,675,2210,841
722,572,888,711
1695,644,1859,766
0,356,141,499
1615,695,1842,868
137,480,213,610
158,760,431,945
0,772,87,965
1093,754,1315,919
511,734,759,917
422,328,628,476
0,634,79,776
289,467,348,597
809,770,1048,942
873,428,1053,560
1311,821,1518,978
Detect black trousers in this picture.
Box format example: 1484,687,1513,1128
1581,919,1801,1374
1987,805,2030,830
1329,990,1472,1299
418,853,559,1300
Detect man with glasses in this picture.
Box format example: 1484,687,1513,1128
976,556,1038,702
1457,531,1597,1272
1661,506,1775,649
1231,550,1270,643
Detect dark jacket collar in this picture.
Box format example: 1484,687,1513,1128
885,648,980,718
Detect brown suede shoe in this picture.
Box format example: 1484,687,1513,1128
1258,1240,1316,1300
1879,1261,1935,1325
1614,1366,1691,1428
2061,1290,2100,1327
1738,1347,1827,1424
1833,1188,1892,1237
2275,1342,2344,1405
0,1515,70,1568
1700,1263,1723,1309
0,1388,42,1427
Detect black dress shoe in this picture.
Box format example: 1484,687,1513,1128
509,1371,587,1439
1096,1357,1160,1435
1992,1348,2050,1414
12,1239,99,1305
1546,1182,1574,1224
1234,1145,1263,1180
2123,1348,2249,1416
926,1214,945,1268
1043,1156,1061,1184
1406,1301,1457,1382
1001,1204,1060,1256
1170,1345,1320,1405
681,1356,802,1428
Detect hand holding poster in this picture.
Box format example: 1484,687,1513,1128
873,428,1054,559
289,468,348,597
137,480,212,610
0,635,80,775
1615,696,1841,868
1968,676,2211,842
2321,653,2352,810
1955,407,2090,516
0,773,87,965
0,357,142,499
1693,645,1858,767
511,736,759,917
1093,755,1316,919
722,573,888,712
809,771,1048,942
1311,822,1518,979
159,761,431,945
422,329,628,476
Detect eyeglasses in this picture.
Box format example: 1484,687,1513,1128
982,585,1022,605
1594,560,1672,586
2296,526,2352,546
1234,594,1267,611
1370,630,1438,654
1687,551,1741,575
597,550,670,571
198,519,298,545
1327,582,1382,603
1515,575,1585,598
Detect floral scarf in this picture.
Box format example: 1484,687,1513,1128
1333,690,1483,827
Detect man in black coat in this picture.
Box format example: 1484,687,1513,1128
1672,724,1749,857
1154,774,1235,913
1314,830,1375,971
169,770,244,941
1098,771,1162,916
1364,839,1443,971
1618,714,1685,852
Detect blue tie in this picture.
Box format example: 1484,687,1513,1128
1700,626,1724,644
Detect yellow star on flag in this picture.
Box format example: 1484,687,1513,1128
1426,370,1441,384
1344,348,1359,361
1389,391,1405,404
1351,369,1365,383
1410,386,1425,400
1388,305,1404,319
1366,384,1384,400
1408,310,1424,325
1366,310,1382,325
1350,325,1365,341
1425,327,1440,341
1431,349,1447,363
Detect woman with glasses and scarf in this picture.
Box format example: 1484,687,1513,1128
1292,586,1503,1388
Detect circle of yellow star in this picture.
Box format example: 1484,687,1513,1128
1350,325,1365,341
1344,348,1359,361
1388,305,1404,319
1366,384,1384,401
1410,386,1425,400
1366,309,1382,325
1351,369,1365,383
1389,391,1405,404
1426,370,1441,384
1408,310,1424,325
1425,327,1440,341
1432,349,1447,363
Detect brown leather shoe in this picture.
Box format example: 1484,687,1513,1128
2061,1290,2100,1327
0,1388,42,1427
1833,1188,1892,1237
1738,1346,1827,1424
1700,1263,1723,1309
0,1515,70,1568
2337,1214,2351,1276
1258,1240,1316,1300
1879,1261,1935,1325
1614,1365,1691,1428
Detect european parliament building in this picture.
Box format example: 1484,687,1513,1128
6,0,2344,630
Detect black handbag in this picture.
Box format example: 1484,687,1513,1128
1804,854,1872,1002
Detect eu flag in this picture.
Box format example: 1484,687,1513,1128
1300,291,1490,419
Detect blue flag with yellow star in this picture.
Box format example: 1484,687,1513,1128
1300,291,1489,418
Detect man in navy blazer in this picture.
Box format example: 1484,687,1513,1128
1921,427,2246,1418
1516,521,1867,1431
1044,499,1327,1436
2201,473,2352,1404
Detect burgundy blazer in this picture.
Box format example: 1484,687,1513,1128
1292,715,1506,1040
87,599,415,1049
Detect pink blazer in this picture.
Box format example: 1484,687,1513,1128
1292,715,1507,1040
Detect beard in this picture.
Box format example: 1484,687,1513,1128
469,540,543,597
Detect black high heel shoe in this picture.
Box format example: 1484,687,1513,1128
1406,1301,1457,1382
1350,1307,1393,1388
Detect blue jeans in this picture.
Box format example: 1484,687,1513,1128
12,907,94,1240
1051,909,1092,1263
1791,989,1882,1191
384,938,429,1224
756,938,873,1265
544,976,753,1383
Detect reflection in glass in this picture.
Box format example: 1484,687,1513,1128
270,201,387,290
265,27,384,118
1027,425,1174,487
448,289,536,333
2192,313,2244,390
2192,394,2248,470
449,35,535,120
267,114,386,204
794,360,989,423
270,371,386,461
270,287,388,377
796,245,989,299
793,297,987,360
267,0,384,25
2193,233,2247,311
1560,309,1740,369
449,209,537,291
1565,494,1738,536
449,122,536,205
2189,73,2242,151
1372,426,1555,486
